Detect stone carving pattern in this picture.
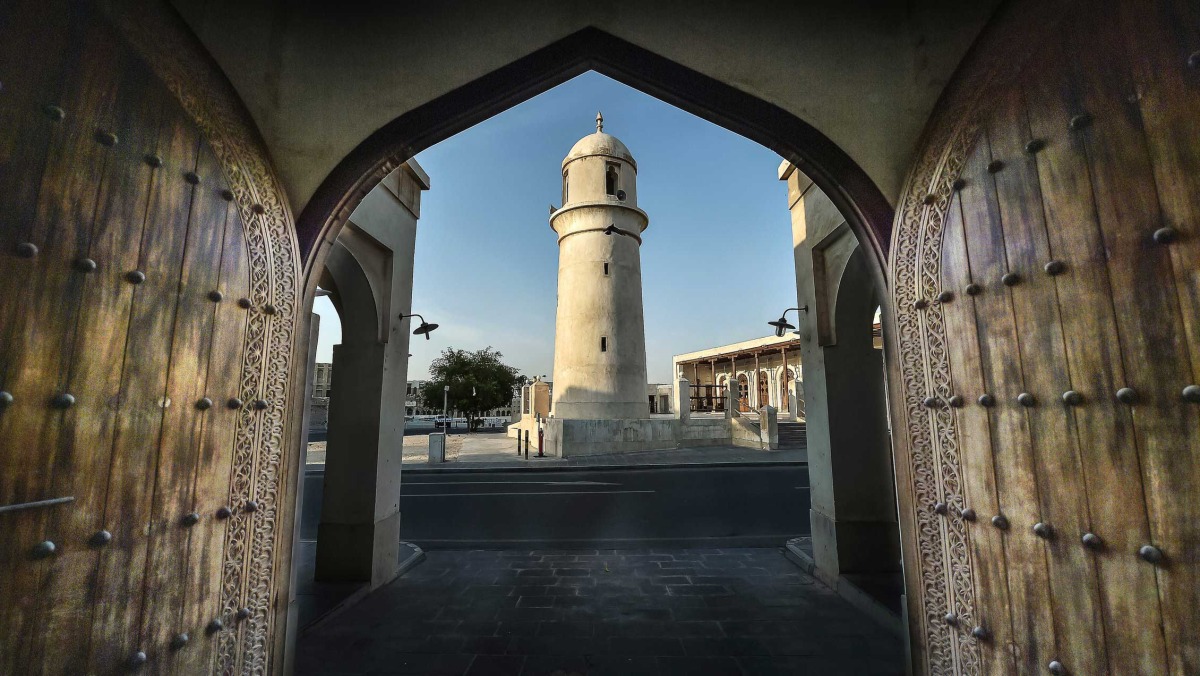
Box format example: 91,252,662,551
887,2,1073,670
102,3,301,674
890,62,995,676
922,136,980,676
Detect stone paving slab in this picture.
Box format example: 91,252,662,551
295,548,903,675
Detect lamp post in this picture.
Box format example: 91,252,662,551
398,312,439,340
443,385,449,430
767,306,809,337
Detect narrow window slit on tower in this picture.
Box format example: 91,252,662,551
606,163,619,195
601,336,608,352
603,262,609,276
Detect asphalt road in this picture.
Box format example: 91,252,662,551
307,424,507,442
300,463,809,549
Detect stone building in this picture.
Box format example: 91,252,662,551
549,113,650,420
312,362,333,398
404,379,424,416
672,335,803,418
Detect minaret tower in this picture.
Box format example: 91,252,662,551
549,113,650,419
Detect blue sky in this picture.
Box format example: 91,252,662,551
314,71,798,383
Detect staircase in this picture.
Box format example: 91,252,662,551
778,421,807,449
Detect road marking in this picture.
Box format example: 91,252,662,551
403,480,621,487
403,489,655,497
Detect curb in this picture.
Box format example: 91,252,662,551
784,537,904,637
386,459,807,474
412,533,806,550
301,542,426,633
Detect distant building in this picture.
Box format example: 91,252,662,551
405,379,428,416
672,335,803,419
313,362,333,398
647,383,673,414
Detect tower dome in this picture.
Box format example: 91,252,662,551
554,112,646,228
563,113,637,169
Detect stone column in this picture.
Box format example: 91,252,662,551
725,385,736,420
780,161,898,583
317,342,402,587
759,404,778,449
316,161,428,590
428,432,446,463
789,380,803,422
673,376,690,422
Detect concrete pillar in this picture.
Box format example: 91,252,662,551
428,432,446,463
759,404,778,449
780,161,898,582
317,342,402,587
315,161,428,590
673,376,690,422
724,386,736,420
529,378,550,417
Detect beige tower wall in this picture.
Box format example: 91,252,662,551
550,150,649,420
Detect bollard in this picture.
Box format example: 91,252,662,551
516,429,522,455
524,430,529,460
537,428,544,458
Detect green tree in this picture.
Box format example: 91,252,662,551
419,347,520,431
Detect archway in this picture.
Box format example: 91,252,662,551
275,21,909,674
295,28,893,294
286,36,899,665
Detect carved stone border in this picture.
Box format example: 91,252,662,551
887,1,1074,673
99,2,301,674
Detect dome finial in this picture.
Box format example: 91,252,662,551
596,111,604,133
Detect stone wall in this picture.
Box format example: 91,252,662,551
730,416,763,449
535,417,734,458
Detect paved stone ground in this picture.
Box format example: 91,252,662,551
295,548,903,675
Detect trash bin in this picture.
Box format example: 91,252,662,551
428,432,446,463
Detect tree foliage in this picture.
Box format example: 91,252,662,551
419,347,520,430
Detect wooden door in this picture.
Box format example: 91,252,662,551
737,374,750,412
757,372,769,410
889,1,1200,673
0,1,300,673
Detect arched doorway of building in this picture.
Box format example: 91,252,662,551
779,366,797,415
286,26,901,675
735,374,751,413
285,35,903,667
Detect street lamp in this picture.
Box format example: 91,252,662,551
768,306,809,337
399,313,439,340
